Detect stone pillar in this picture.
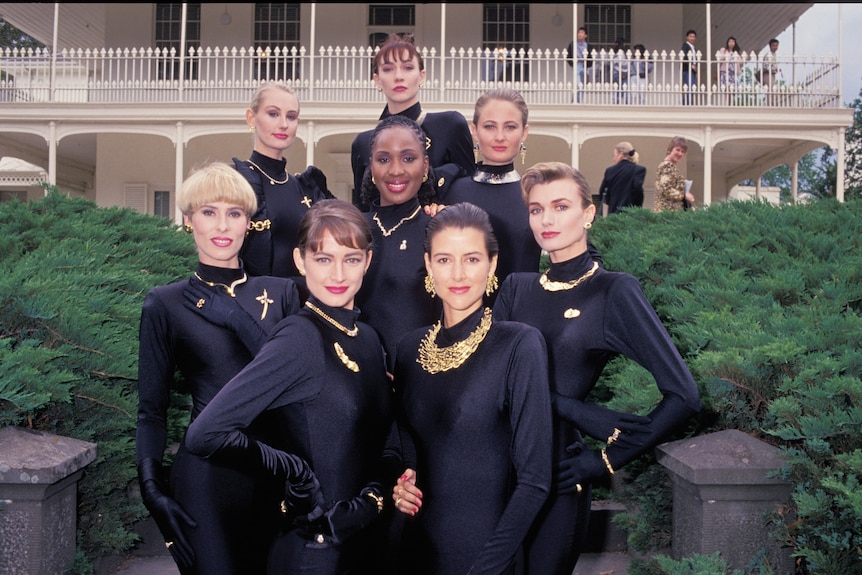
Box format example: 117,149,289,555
655,429,794,573
0,426,98,575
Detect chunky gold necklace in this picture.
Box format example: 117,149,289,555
305,301,358,337
417,307,492,374
539,261,599,292
247,160,289,185
372,204,422,237
194,272,248,297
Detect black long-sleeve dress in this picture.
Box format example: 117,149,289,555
355,196,439,370
233,150,333,280
185,296,394,575
393,306,552,575
440,163,541,291
136,264,300,575
350,102,474,209
598,160,646,214
493,251,701,575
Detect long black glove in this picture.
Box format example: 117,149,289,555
300,483,384,546
552,393,651,447
137,459,197,569
554,442,608,495
183,279,268,355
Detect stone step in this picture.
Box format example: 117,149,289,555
583,499,629,554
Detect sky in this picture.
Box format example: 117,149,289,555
775,3,862,105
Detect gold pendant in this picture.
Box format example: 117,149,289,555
400,240,407,250
301,196,312,208
334,342,359,372
563,308,581,319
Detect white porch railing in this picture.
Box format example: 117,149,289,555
0,45,841,109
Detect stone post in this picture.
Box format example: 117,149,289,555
0,426,98,575
655,429,794,573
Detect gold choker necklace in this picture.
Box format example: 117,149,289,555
306,301,358,337
194,272,247,297
248,159,289,185
418,308,492,374
539,261,599,292
372,204,422,237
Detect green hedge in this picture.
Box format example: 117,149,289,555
1,192,860,573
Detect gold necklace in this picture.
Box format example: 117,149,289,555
539,261,599,292
372,204,422,237
247,160,289,185
306,301,358,337
194,272,248,297
417,308,492,374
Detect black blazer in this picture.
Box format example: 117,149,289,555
599,160,646,214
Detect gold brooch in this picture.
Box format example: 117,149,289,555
334,342,359,372
563,308,581,319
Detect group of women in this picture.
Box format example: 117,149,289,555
136,32,701,575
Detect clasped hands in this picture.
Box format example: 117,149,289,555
289,480,384,548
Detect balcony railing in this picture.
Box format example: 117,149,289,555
0,45,841,109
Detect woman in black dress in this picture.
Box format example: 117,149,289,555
186,199,394,575
493,162,702,575
391,203,552,575
598,141,646,215
440,88,539,291
351,33,474,210
354,115,439,370
234,81,333,280
136,162,301,575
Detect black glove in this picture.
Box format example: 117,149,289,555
137,459,197,569
554,442,608,495
552,393,651,446
183,279,268,355
301,483,383,546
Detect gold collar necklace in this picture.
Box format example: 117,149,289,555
417,308,492,374
247,159,289,185
372,204,422,237
539,261,599,292
194,272,247,297
306,301,359,337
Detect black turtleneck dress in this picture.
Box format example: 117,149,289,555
233,150,333,280
350,102,474,209
440,163,541,292
185,296,394,575
136,264,301,575
493,251,702,575
355,196,439,370
392,306,552,575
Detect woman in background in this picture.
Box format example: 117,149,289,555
598,141,646,215
654,136,695,212
351,33,474,210
392,203,552,575
234,81,333,282
136,162,300,575
494,162,701,575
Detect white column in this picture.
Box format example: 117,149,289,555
175,122,184,225
306,121,316,166
570,124,580,169
439,4,447,97
791,161,798,202
309,3,317,101
703,127,712,205
47,122,57,190
837,127,845,202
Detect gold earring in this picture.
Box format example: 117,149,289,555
584,221,592,230
520,143,527,165
486,274,499,296
372,176,376,184
377,85,382,92
184,224,193,234
419,82,424,89
249,126,255,133
423,172,429,183
298,268,306,276
473,143,480,163
424,275,436,297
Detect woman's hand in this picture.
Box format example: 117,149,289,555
424,203,447,217
393,468,422,516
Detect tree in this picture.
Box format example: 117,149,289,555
0,18,44,50
844,88,862,200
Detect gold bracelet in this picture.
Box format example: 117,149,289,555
364,490,384,513
607,427,622,445
601,448,615,475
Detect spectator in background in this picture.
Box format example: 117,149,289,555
654,136,695,212
681,30,698,105
566,27,593,102
628,44,653,105
611,37,629,104
718,36,743,106
599,141,646,215
759,38,781,105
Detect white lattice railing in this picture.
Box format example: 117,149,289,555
0,45,841,109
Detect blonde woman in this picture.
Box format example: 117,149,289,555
598,141,646,215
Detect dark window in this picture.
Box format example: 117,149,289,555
369,5,415,26
254,3,302,80
154,3,200,80
153,191,171,219
583,4,632,51
482,3,530,51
